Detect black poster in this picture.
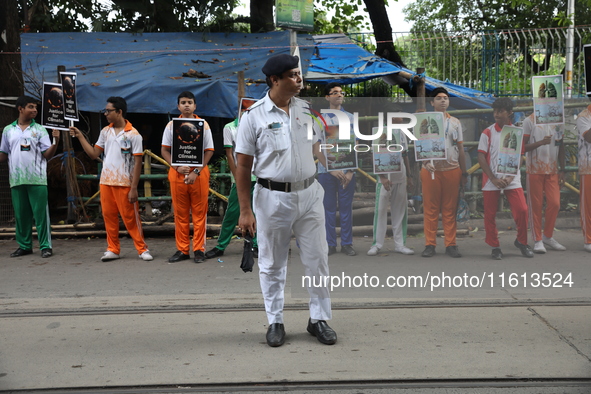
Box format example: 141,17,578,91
60,71,79,121
41,82,69,131
171,118,205,166
585,44,591,95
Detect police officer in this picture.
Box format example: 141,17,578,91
235,54,337,347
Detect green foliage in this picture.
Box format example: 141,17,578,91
313,0,371,34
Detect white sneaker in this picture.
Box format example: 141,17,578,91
367,245,380,256
533,241,546,254
542,236,566,251
139,250,154,261
101,251,120,261
394,245,415,255
584,244,591,253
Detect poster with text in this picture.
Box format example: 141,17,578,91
532,75,564,125
412,112,446,161
372,128,406,174
41,82,69,131
171,118,205,166
276,0,314,31
60,71,79,121
322,113,357,171
497,125,524,177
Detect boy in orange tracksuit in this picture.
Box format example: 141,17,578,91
70,96,152,261
576,103,591,253
161,91,214,263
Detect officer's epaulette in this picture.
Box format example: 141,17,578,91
243,99,264,113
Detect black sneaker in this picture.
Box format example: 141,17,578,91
421,245,436,257
514,239,534,258
204,247,224,259
445,245,462,258
41,248,53,258
194,250,206,263
491,248,503,260
341,244,357,256
168,250,190,263
328,246,337,256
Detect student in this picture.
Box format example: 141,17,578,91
420,88,468,258
70,96,152,261
367,126,414,256
317,82,357,256
161,91,215,263
477,97,533,259
523,115,566,253
576,102,591,252
0,96,60,258
205,117,258,259
236,54,336,347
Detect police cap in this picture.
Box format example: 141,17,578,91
262,54,300,77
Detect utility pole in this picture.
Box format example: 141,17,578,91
565,0,575,98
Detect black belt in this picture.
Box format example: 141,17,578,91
257,175,316,192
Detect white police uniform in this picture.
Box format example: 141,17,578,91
236,92,331,325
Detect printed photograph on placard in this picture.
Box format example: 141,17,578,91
238,98,257,121
372,128,406,174
171,118,205,166
412,112,446,161
60,71,79,121
497,125,524,177
322,112,357,171
41,82,69,131
532,75,564,125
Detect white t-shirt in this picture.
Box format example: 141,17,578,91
522,114,563,174
95,120,143,187
478,122,522,191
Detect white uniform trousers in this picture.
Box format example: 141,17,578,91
253,181,332,324
371,181,408,250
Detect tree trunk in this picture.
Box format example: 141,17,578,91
363,0,405,67
250,0,275,33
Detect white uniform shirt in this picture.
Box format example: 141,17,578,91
236,93,320,183
522,114,563,174
478,122,522,191
161,114,214,165
95,120,143,187
577,106,591,175
0,120,51,187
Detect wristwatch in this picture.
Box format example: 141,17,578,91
193,168,200,176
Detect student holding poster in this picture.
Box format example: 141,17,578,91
0,96,60,258
478,98,533,260
575,101,591,253
367,125,414,256
419,88,467,258
70,97,152,261
161,91,214,263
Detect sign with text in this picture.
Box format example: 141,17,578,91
41,82,69,131
170,118,205,166
276,0,314,31
60,71,79,121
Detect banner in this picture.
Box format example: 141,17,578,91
276,0,314,31
372,128,405,174
170,118,205,166
497,125,524,177
41,82,69,131
59,72,79,121
413,112,446,161
532,75,564,125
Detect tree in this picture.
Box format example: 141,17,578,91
1,0,23,122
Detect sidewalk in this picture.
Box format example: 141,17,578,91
0,230,590,390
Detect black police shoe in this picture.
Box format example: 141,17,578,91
307,318,337,345
168,250,190,263
266,323,285,347
10,248,33,258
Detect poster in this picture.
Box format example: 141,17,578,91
532,75,564,125
497,125,524,177
41,82,69,131
412,112,446,161
276,0,314,31
170,118,205,166
60,71,79,121
322,113,357,171
584,45,591,95
372,128,405,174
238,97,257,120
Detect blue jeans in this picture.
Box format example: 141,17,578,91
318,172,355,247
